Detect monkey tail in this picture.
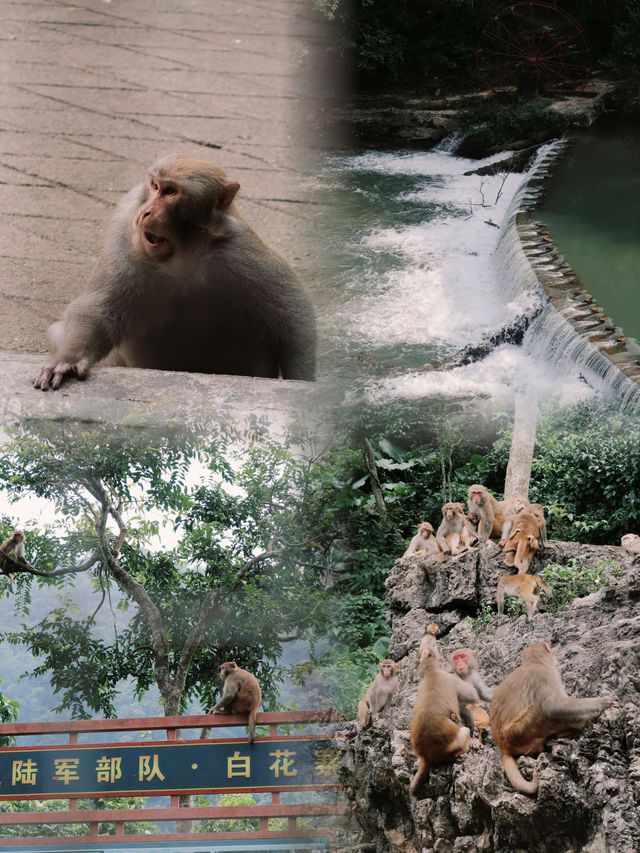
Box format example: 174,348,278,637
501,753,539,795
537,578,552,598
247,709,257,744
409,758,430,797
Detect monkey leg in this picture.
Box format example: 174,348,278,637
521,594,538,620
449,725,471,759
501,753,539,795
357,699,372,728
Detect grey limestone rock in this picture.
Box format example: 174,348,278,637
342,541,640,853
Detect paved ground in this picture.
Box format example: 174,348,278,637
0,0,339,355
0,0,342,425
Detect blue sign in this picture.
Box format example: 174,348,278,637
0,736,340,798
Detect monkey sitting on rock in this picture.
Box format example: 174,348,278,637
357,659,399,728
490,642,616,795
409,648,474,796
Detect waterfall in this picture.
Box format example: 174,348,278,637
434,131,464,154
491,141,640,409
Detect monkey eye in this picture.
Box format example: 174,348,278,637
150,180,159,191
164,186,177,196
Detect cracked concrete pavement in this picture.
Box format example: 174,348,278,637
0,0,342,426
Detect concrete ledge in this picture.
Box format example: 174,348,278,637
0,354,321,434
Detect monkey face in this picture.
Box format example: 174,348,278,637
469,489,484,506
219,661,238,679
379,659,397,679
452,651,471,675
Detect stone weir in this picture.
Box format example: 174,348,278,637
499,138,640,400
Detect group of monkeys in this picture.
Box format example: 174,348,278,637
357,625,615,797
403,483,553,619
352,481,623,796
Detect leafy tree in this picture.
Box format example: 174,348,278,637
0,424,332,722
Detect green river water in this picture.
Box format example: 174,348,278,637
541,119,640,342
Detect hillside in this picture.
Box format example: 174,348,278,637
342,541,640,852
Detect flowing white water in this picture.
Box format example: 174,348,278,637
322,142,639,409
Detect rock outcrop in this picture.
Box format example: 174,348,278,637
341,541,640,852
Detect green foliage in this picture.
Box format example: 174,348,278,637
458,97,568,154
465,599,495,630
313,1,640,97
0,423,333,719
315,647,380,719
195,792,259,832
525,406,640,545
0,797,152,837
540,557,614,611
0,675,19,747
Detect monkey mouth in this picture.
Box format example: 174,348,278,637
143,231,167,247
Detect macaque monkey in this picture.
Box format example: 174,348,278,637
409,649,472,796
208,661,262,743
34,154,316,390
467,703,490,736
500,502,548,571
403,522,438,559
0,530,27,580
502,509,541,573
436,502,478,560
467,485,515,541
449,648,494,701
490,642,615,795
497,573,551,620
357,659,399,728
621,533,640,555
418,623,441,664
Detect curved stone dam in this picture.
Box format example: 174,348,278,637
318,139,640,408
494,138,640,409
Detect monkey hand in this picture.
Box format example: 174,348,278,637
498,538,506,547
33,358,90,391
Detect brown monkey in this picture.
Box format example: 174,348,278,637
34,154,316,390
490,642,615,795
409,649,471,796
435,502,476,560
449,648,494,701
208,661,262,743
467,485,517,541
357,659,399,728
496,573,551,620
0,530,27,581
502,509,541,573
621,533,640,555
500,501,547,545
467,703,490,735
418,623,441,664
403,522,438,559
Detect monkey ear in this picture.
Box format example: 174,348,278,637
215,181,240,212
543,643,552,654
